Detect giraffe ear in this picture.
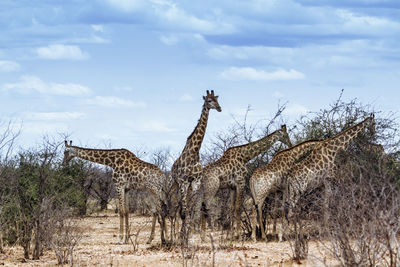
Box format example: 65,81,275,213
203,96,206,100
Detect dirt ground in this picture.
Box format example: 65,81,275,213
0,211,335,267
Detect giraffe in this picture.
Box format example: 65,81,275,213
63,141,168,244
249,139,320,241
283,115,375,221
200,124,292,241
170,90,221,242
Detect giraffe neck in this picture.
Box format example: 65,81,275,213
271,140,319,173
232,129,283,163
181,103,209,155
325,117,372,154
71,146,131,168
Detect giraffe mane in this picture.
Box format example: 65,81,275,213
321,115,373,144
68,145,134,155
272,139,321,158
223,128,282,153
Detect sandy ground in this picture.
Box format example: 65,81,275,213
0,211,335,267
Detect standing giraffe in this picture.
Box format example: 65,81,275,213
63,141,168,244
284,115,375,219
249,139,320,241
171,90,221,242
200,125,292,241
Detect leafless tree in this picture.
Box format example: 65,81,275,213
86,165,115,211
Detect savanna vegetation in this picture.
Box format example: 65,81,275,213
1,92,399,266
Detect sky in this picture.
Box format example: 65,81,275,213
1,0,399,160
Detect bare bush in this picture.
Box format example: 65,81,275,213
48,212,83,266
317,146,400,267
128,221,148,252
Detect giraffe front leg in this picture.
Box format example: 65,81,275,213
179,181,189,221
201,200,213,242
162,216,169,244
117,189,125,244
147,214,157,244
124,190,129,244
234,183,245,240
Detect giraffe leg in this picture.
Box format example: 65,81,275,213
254,200,267,241
201,199,213,242
147,214,157,244
234,183,245,240
117,188,125,244
163,216,169,243
201,183,218,242
124,190,129,244
169,216,175,243
156,214,166,245
161,216,166,245
179,181,189,221
250,202,257,242
201,211,206,242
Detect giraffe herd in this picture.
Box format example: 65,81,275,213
63,90,377,245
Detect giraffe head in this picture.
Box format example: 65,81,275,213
63,140,77,165
366,113,376,136
278,124,293,148
203,90,222,112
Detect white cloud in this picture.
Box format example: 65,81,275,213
273,91,284,98
36,44,89,60
207,45,296,64
150,0,234,34
86,96,147,108
2,75,92,96
179,93,193,102
284,104,308,116
139,120,175,132
91,24,104,32
0,60,20,72
23,122,68,135
160,34,179,45
106,0,145,11
113,86,135,92
25,112,84,121
220,67,305,81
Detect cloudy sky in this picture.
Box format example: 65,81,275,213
1,0,399,159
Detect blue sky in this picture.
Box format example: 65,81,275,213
1,0,399,159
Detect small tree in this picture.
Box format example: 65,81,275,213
86,165,115,211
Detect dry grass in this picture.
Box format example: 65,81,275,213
0,211,335,266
